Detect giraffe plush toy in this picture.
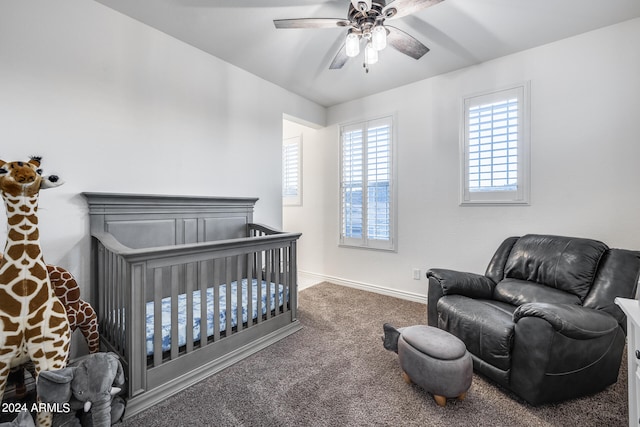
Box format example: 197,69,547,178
2,253,99,399
0,157,71,427
0,253,99,352
47,265,99,354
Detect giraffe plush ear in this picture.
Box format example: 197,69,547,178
28,156,42,167
41,174,65,190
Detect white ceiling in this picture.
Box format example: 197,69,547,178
94,0,640,107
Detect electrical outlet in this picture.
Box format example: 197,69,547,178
412,268,421,280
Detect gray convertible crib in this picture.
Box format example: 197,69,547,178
84,193,302,418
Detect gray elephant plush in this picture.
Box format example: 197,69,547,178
0,411,35,427
36,352,126,427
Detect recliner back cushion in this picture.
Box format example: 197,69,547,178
494,278,582,306
583,248,640,325
503,235,608,300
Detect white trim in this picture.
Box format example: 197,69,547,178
298,270,426,304
298,271,325,291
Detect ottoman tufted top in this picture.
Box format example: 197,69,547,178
402,325,467,360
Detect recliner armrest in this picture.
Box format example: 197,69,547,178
513,303,619,340
427,268,495,299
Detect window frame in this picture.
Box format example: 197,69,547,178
339,115,397,252
460,82,531,206
282,135,302,206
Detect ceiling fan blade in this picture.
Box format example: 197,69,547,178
329,43,349,69
382,0,444,20
274,18,350,29
386,26,429,60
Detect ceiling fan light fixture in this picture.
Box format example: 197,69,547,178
372,25,387,51
345,32,360,58
364,41,378,65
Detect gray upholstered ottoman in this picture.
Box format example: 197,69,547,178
397,325,472,407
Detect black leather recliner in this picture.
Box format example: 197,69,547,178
427,234,640,405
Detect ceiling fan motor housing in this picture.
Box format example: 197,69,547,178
348,1,386,31
351,0,372,13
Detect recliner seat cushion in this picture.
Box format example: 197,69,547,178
504,235,608,300
493,278,582,306
437,295,516,372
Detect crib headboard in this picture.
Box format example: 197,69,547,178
83,193,259,249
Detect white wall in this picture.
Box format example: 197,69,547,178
284,18,640,301
0,0,325,317
282,120,330,289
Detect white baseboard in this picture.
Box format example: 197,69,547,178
298,270,427,304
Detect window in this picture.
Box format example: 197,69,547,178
283,135,301,206
340,116,395,251
461,82,530,205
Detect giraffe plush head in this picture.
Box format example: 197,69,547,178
0,156,63,197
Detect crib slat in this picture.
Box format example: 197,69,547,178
213,258,221,342
265,250,272,320
286,246,291,314
256,250,262,324
153,268,163,367
185,263,195,354
236,256,243,332
282,247,288,315
274,249,281,315
246,253,253,328
202,260,212,346
283,247,288,314
225,257,233,335
170,265,180,360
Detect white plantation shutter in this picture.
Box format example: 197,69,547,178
341,126,363,239
367,122,391,240
467,98,519,191
462,83,530,205
283,136,301,206
340,116,395,250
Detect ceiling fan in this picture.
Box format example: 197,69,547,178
273,0,444,72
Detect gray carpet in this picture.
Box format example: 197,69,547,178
120,282,628,427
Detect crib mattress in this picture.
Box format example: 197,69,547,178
146,278,284,355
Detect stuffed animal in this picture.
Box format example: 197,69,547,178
0,255,98,353
0,411,35,427
36,353,126,427
1,256,99,399
0,157,71,427
47,265,99,354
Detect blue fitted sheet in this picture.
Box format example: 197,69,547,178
145,278,284,355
